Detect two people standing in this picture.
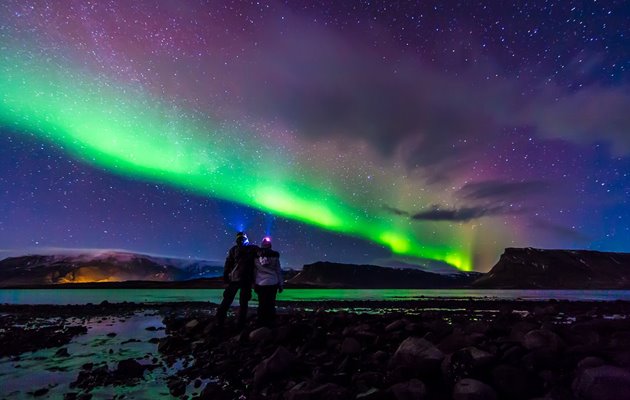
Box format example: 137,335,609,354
215,232,283,328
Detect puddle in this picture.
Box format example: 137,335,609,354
0,311,207,399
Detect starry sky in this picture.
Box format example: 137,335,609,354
0,0,629,271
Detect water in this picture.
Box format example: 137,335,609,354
1,288,630,305
0,311,211,399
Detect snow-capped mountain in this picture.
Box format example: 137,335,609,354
0,250,223,286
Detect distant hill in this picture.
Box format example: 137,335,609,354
0,251,223,287
288,261,482,288
473,247,630,289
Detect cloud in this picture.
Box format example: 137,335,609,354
410,204,519,222
241,21,513,173
239,17,630,175
382,205,410,217
459,180,551,201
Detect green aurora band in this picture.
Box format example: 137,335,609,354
0,51,473,270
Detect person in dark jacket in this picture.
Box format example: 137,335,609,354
215,232,258,328
254,236,283,327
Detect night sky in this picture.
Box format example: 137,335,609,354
1,1,629,271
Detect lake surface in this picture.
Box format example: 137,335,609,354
1,288,630,305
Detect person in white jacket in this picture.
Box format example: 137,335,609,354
254,237,283,327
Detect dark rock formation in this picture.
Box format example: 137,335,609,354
474,247,630,289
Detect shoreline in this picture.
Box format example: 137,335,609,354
3,299,630,399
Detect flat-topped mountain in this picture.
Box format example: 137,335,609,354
288,261,482,288
473,247,630,289
0,251,222,287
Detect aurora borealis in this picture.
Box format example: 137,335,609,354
1,1,629,271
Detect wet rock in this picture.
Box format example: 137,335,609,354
0,324,87,357
509,321,538,342
443,346,495,384
465,321,490,335
32,387,49,397
253,346,297,387
371,350,389,364
385,320,406,332
285,383,351,400
389,337,444,373
522,329,564,352
249,327,273,344
452,378,497,400
572,365,630,400
341,337,362,355
168,377,187,397
115,358,145,380
610,350,630,368
198,382,233,399
439,330,472,354
388,378,427,400
55,347,70,357
491,364,541,400
71,365,110,389
500,345,525,364
185,319,199,333
158,335,187,354
356,387,381,399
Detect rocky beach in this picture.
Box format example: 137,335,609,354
3,298,630,399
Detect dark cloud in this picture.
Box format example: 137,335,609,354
411,204,518,222
382,205,410,217
242,22,512,172
459,180,551,201
240,19,630,173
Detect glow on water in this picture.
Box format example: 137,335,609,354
0,312,210,399
2,288,630,304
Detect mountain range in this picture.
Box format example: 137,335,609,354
0,250,223,286
1,247,630,289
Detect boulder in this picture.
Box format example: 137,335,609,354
386,320,406,332
443,347,495,383
522,329,564,352
389,337,444,372
285,383,351,400
491,364,541,400
341,337,362,355
198,382,233,400
576,357,605,371
55,347,70,357
184,319,199,333
157,336,187,354
115,358,145,380
439,330,473,354
452,378,497,400
253,346,296,387
249,327,273,344
388,378,427,400
572,365,630,400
